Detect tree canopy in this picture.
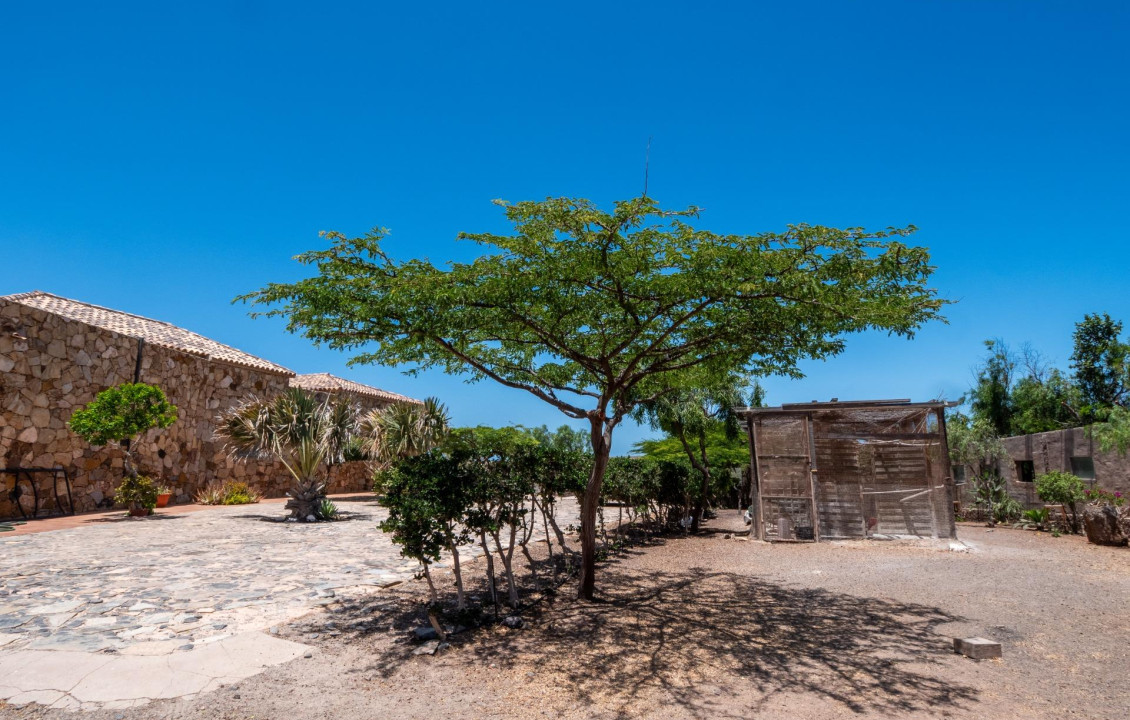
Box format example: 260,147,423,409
69,382,178,479
1071,313,1128,417
242,195,946,598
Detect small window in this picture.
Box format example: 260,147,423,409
1070,456,1095,481
1016,460,1035,483
952,466,966,485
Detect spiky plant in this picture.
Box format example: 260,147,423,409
360,396,450,464
216,388,359,520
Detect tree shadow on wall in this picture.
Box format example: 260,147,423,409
343,566,978,718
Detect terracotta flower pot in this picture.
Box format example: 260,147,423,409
129,507,150,518
156,493,171,508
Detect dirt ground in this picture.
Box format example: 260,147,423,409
3,514,1128,720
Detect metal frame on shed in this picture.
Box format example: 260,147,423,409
738,399,958,542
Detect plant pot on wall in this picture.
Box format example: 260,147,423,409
155,493,171,508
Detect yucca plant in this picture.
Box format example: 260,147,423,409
216,388,358,521
360,396,450,464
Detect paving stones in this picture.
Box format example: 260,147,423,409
0,496,583,710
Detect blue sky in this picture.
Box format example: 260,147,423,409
2,1,1127,453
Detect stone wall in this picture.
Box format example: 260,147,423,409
955,426,1130,510
0,300,372,518
325,461,376,495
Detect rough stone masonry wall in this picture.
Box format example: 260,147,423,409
956,426,1130,511
0,300,372,518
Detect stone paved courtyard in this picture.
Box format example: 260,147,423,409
0,494,581,711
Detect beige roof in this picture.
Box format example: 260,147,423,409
290,373,422,405
1,290,293,376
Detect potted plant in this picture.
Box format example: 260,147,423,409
116,474,160,517
155,483,173,508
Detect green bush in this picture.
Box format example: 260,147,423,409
1083,487,1125,507
315,498,339,520
1035,470,1086,532
1035,471,1086,506
115,474,159,512
195,481,262,505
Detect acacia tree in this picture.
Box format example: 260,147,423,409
242,196,945,599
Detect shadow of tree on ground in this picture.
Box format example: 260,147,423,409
319,561,977,718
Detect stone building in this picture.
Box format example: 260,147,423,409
956,426,1130,510
0,291,419,517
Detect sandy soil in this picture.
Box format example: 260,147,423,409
3,515,1127,720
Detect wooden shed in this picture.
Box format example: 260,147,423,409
737,399,958,541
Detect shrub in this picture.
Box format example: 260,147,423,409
194,482,225,505
195,481,262,505
1083,487,1126,507
1022,507,1050,529
970,471,1020,526
315,498,339,520
115,474,159,512
1035,471,1087,532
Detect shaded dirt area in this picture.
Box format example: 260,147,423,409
3,516,1128,719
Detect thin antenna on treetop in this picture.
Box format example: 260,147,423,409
643,136,652,198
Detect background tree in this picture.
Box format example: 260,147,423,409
1070,313,1128,418
968,339,1015,436
243,196,945,599
69,382,178,481
216,388,357,520
632,376,749,531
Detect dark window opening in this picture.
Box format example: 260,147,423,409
1070,456,1095,481
1016,460,1035,483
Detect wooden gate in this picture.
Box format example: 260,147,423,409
749,414,820,542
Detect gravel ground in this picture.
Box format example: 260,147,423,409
3,514,1127,720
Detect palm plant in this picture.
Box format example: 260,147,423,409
360,396,450,464
216,388,358,520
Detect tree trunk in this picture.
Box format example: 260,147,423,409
446,525,466,609
422,562,438,603
285,478,326,521
578,421,612,601
479,528,499,611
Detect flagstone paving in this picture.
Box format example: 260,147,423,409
0,494,581,711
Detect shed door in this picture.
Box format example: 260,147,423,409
752,415,819,541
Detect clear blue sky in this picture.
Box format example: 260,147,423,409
2,1,1127,453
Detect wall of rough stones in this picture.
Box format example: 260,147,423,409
955,426,1130,510
0,300,373,518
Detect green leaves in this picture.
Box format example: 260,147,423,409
214,388,358,489
242,196,946,425
69,382,178,448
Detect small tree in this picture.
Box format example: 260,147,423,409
243,196,946,599
947,411,1012,526
1035,471,1086,533
378,452,461,602
633,376,750,531
69,382,178,483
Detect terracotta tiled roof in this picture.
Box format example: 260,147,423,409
0,290,294,376
290,373,422,405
